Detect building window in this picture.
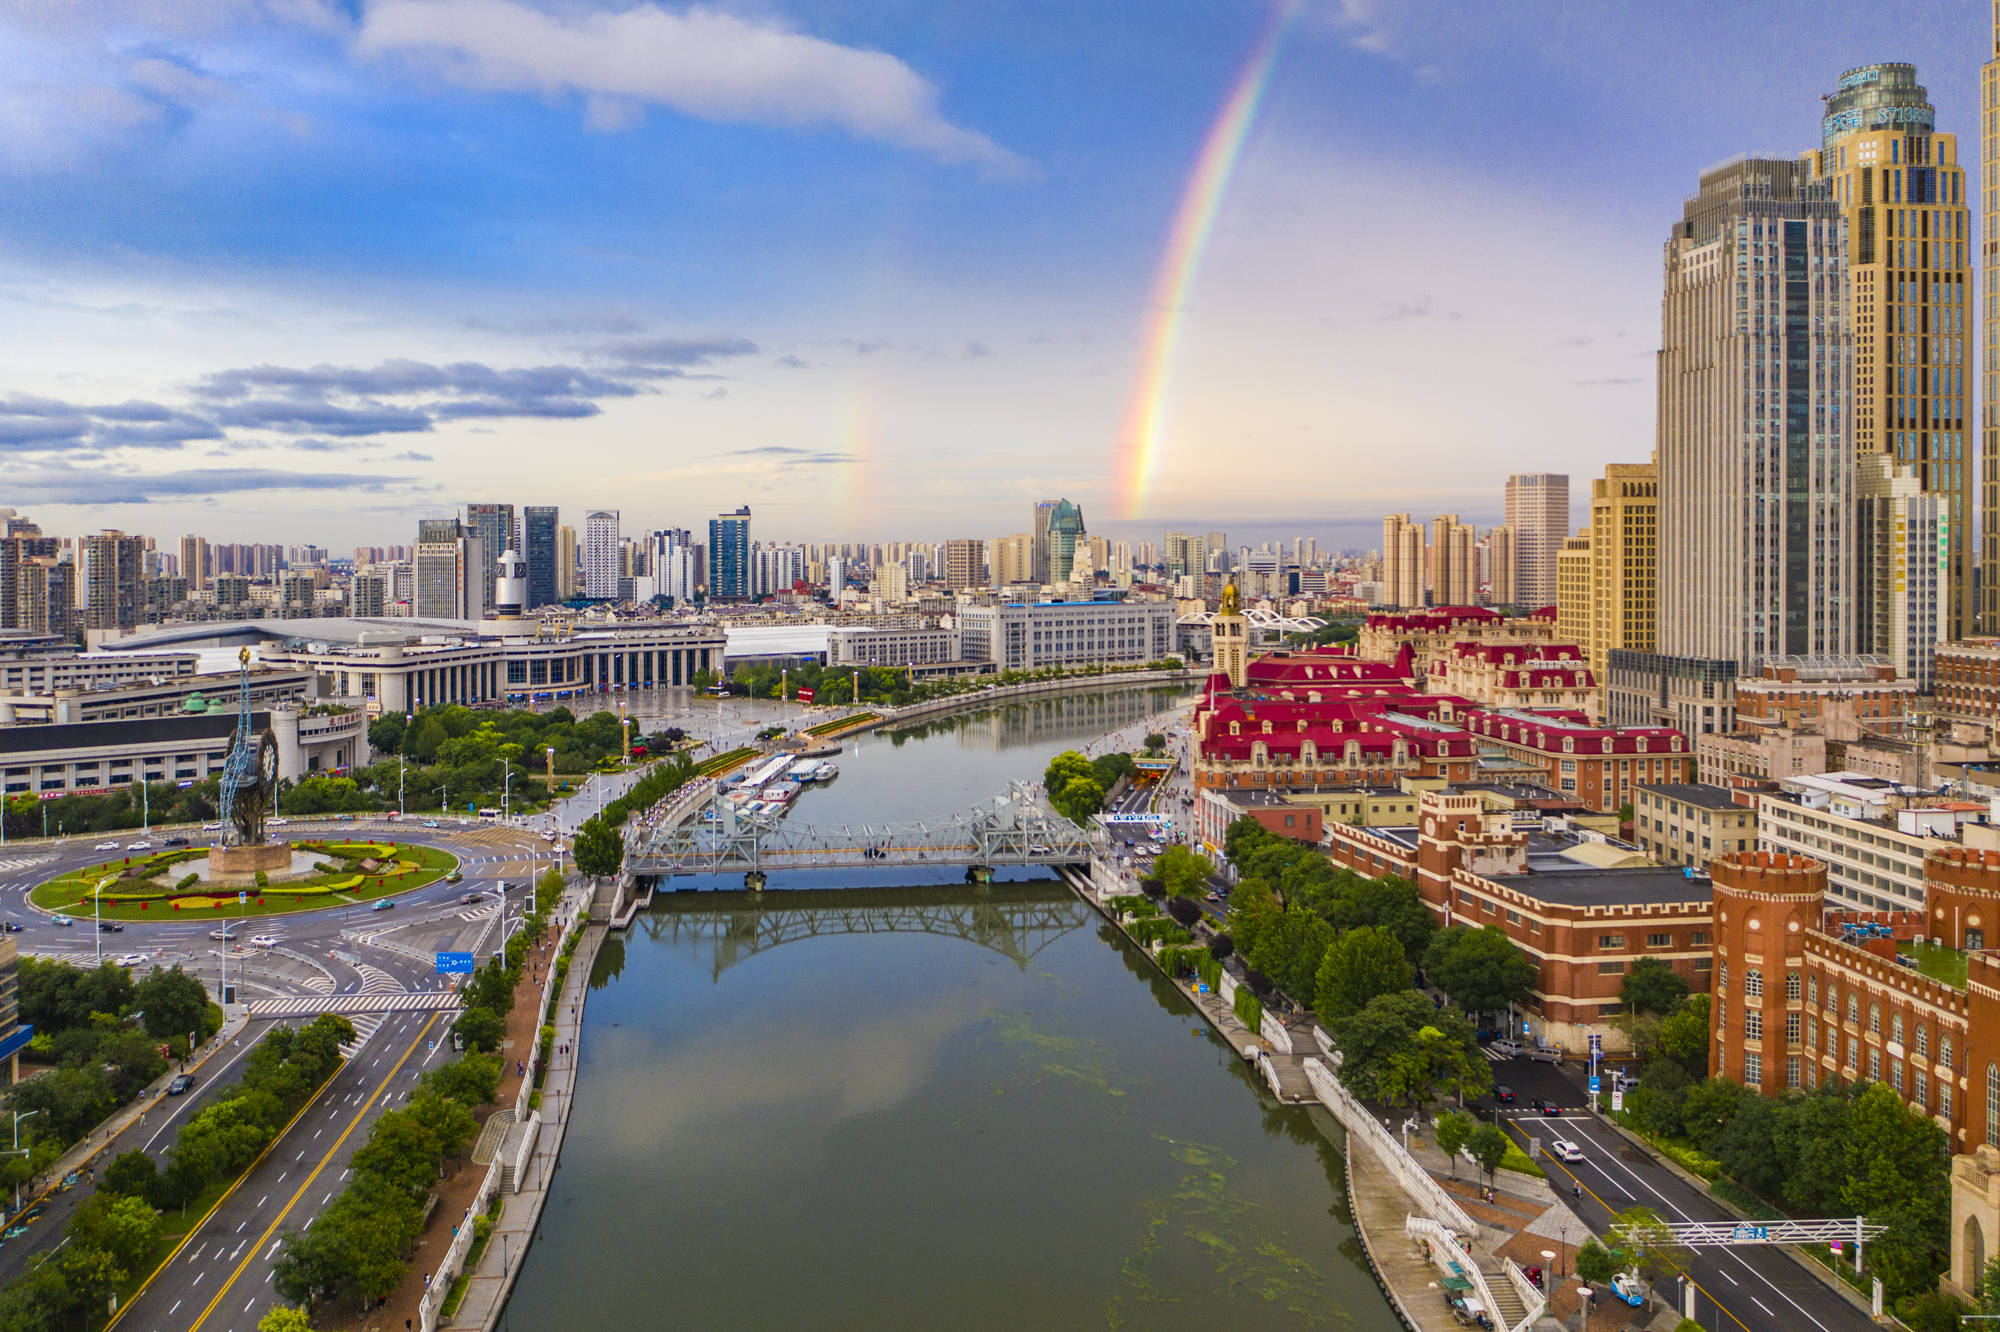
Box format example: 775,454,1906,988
1892,1015,1905,1047
1805,1018,1817,1049
1916,1025,1929,1059
1599,934,1626,950
1597,961,1626,975
1785,1013,1800,1043
1745,969,1763,998
1847,1036,1859,1068
1848,994,1860,1024
1745,1010,1763,1040
1870,1003,1882,1035
1869,1049,1882,1081
1787,1056,1802,1089
1690,931,1709,946
1990,1065,2000,1147
1785,972,1801,1001
1943,1037,1956,1073
1892,1063,1904,1094
1646,932,1670,948
1745,1052,1763,1085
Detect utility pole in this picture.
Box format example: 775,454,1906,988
398,752,406,818
503,757,512,823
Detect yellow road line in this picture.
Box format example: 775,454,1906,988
187,1011,442,1332
1502,1118,1752,1332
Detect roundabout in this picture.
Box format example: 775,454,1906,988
28,838,461,921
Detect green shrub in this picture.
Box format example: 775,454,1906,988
1197,955,1222,991
176,873,200,891
253,870,268,888
1233,986,1263,1033
1156,946,1205,978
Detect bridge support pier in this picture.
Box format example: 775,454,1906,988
966,865,994,886
745,870,767,892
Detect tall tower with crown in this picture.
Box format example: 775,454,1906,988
1214,578,1247,689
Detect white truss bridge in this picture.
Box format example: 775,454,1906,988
626,780,1092,878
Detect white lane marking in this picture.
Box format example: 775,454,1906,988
169,1301,182,1316
1753,1297,1775,1317
192,1271,205,1287
265,1241,280,1260
236,1222,247,1233
256,1196,267,1208
1721,1269,1739,1285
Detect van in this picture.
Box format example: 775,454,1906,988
1529,1044,1565,1065
1489,1039,1523,1059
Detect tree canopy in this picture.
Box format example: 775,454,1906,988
1421,925,1536,1017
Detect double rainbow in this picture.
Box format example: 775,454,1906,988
1113,1,1297,520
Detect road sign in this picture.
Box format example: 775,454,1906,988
1611,1084,1625,1112
1588,1033,1602,1054
435,951,475,975
1588,1075,1600,1094
1731,1224,1769,1242
238,891,247,904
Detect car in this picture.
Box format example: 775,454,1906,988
1550,1138,1585,1163
268,818,290,828
372,898,396,911
208,928,238,941
1205,892,1222,903
422,820,440,829
250,935,277,949
126,840,152,851
444,870,464,885
202,822,225,831
163,836,188,847
460,891,486,904
1489,1038,1523,1059
1492,1084,1515,1104
50,915,72,927
1529,1097,1563,1116
166,1074,194,1096
94,841,119,851
1529,1045,1565,1065
114,953,147,967
1609,1273,1647,1307
0,923,20,933
98,921,125,932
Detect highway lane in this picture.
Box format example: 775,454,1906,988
113,1008,449,1332
1481,1056,1873,1332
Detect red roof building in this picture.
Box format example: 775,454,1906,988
1429,641,1600,718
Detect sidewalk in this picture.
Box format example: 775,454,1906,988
441,918,605,1330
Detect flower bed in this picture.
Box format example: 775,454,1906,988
32,840,458,920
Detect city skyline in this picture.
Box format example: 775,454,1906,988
1,2,1986,544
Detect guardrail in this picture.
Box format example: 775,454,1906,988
1499,1256,1548,1330
418,1153,503,1332
1302,1056,1477,1235
1405,1216,1513,1332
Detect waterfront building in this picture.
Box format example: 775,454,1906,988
1503,473,1569,608
1657,157,1855,668
1809,63,1972,638
956,598,1173,672
826,625,961,668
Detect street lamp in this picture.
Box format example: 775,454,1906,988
437,786,449,820
502,757,512,824
7,1108,38,1212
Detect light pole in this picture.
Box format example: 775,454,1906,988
142,780,149,836
545,746,555,827
502,758,512,824
437,786,448,821
8,1108,38,1212
398,752,406,818
94,885,102,965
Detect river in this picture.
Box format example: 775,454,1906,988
502,686,1402,1330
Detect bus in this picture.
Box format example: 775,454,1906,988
477,807,504,822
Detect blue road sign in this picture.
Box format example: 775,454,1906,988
435,951,475,975
1732,1224,1769,1242
1589,1075,1601,1093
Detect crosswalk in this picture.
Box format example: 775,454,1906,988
0,854,53,874
356,963,402,995
246,991,461,1018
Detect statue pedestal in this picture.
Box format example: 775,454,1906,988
205,842,292,877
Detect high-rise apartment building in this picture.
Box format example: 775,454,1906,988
555,525,579,599
1164,531,1207,580
1657,158,1854,668
78,531,147,633
0,526,58,632
992,533,1035,587
1503,473,1569,607
351,572,388,618
14,556,71,635
1205,533,1228,573
583,510,621,600
522,505,559,610
940,539,984,591
179,535,210,592
1380,514,1425,609
1484,526,1515,605
1988,28,2000,630
1809,63,1970,638
707,506,751,600
414,518,483,620
1582,460,1659,676
1032,499,1086,584
1856,454,1948,688
1428,514,1475,607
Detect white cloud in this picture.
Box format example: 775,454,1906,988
354,0,1031,175
125,56,231,106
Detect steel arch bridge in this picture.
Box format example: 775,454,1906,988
641,889,1093,977
626,780,1093,878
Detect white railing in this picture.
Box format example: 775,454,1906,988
513,885,588,1120
1499,1256,1549,1332
419,1153,504,1332
1260,1011,1294,1054
1405,1216,1510,1332
1302,1057,1477,1234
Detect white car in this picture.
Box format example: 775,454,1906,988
114,953,147,968
250,935,278,949
126,840,152,851
94,842,119,851
1550,1138,1585,1163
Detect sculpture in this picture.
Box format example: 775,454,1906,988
216,648,278,846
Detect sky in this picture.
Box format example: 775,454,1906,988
0,0,1989,553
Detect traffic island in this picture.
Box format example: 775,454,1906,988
30,838,459,920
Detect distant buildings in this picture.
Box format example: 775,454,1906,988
583,510,621,600
464,503,516,613
1503,473,1568,608
1032,499,1087,585
413,518,483,620
957,598,1172,672
522,505,560,610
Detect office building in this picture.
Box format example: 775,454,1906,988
1380,514,1425,609
1658,157,1854,668
1033,499,1086,585
992,533,1035,587
555,524,579,599
413,518,483,621
1428,515,1475,607
522,506,559,611
940,539,984,591
1583,460,1659,677
583,510,621,600
957,598,1174,672
1855,454,1948,688
1484,526,1515,605
708,506,752,601
1809,64,1971,639
1555,528,1592,650
1633,783,1757,868
465,504,516,612
1503,473,1569,607
1164,531,1206,581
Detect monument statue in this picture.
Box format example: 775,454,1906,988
216,648,278,847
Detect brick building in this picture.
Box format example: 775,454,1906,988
1355,605,1557,678
1427,641,1599,717
1458,708,1692,813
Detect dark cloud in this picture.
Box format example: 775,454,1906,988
0,394,215,451
210,399,434,436
773,354,809,370
194,359,637,404
598,336,759,371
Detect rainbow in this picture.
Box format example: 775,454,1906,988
1113,1,1297,520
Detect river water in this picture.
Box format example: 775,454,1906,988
503,686,1402,1330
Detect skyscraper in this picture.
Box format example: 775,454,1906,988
1583,460,1658,677
940,539,984,591
179,535,210,592
414,518,483,620
1856,454,1947,687
522,505,559,610
1657,158,1854,668
1427,514,1475,607
1503,473,1569,608
1163,531,1206,580
1984,24,2000,630
992,533,1035,587
1808,63,1970,637
583,510,620,600
707,506,751,600
1033,499,1086,584
1380,514,1424,609
1483,526,1515,605
78,531,147,633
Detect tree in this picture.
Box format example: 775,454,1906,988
455,1007,505,1053
11,1064,117,1141
1842,1082,1950,1295
1331,991,1490,1107
1657,994,1711,1073
1612,1206,1689,1292
1434,1109,1474,1178
1314,925,1414,1022
1466,1123,1509,1183
1052,776,1105,826
1246,907,1334,1006
351,1109,442,1201
366,714,406,756
1679,1075,1748,1151
102,1149,158,1200
1421,926,1535,1018
572,815,624,879
1042,750,1094,796
1620,958,1690,1017
420,1052,501,1107
258,1307,316,1332
1225,877,1281,959
1144,732,1167,751
1154,845,1213,899
133,964,210,1041
407,1091,480,1161
66,1191,161,1273
1574,1239,1621,1284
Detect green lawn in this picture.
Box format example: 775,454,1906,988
803,712,878,737
693,746,760,777
1908,940,1968,988
31,840,459,921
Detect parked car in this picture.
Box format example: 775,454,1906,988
1609,1273,1647,1307
1549,1138,1585,1163
209,927,237,941
113,953,147,967
1491,1084,1515,1104
166,1074,194,1096
250,935,277,949
372,898,396,911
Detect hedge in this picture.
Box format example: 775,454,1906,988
1233,985,1263,1033
1157,946,1205,978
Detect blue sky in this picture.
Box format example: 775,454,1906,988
0,0,1987,550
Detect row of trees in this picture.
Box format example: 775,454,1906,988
272,1051,501,1314
706,657,1187,710
5,960,217,1195
0,1013,355,1330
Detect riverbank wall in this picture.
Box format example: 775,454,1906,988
819,665,1196,738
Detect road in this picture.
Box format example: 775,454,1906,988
1483,1054,1874,1332
111,1009,450,1332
